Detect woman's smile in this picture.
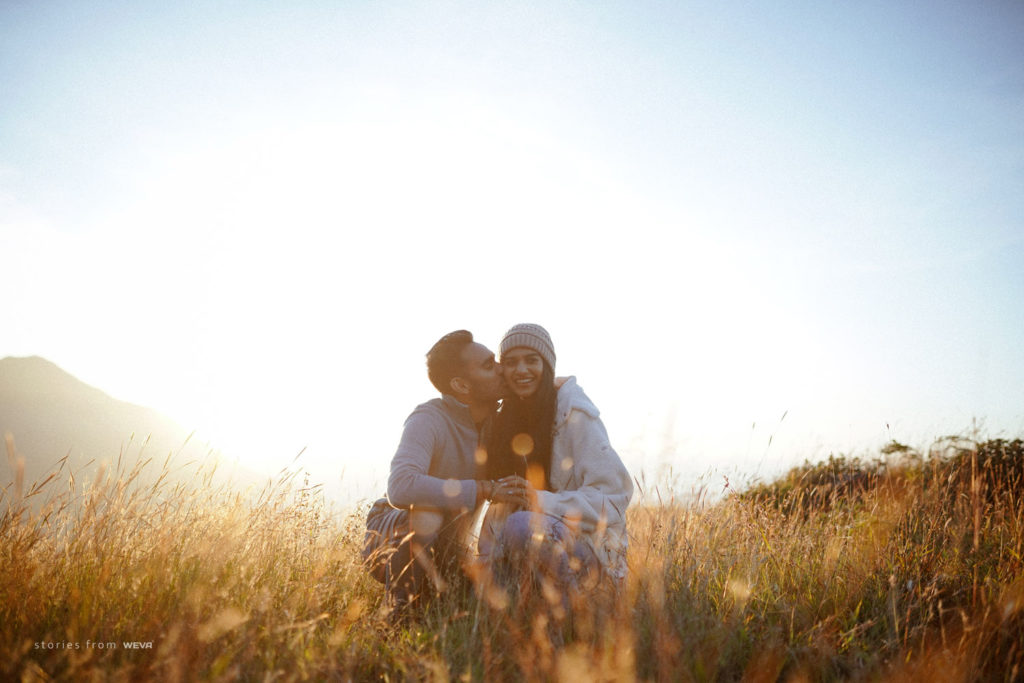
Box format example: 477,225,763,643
502,347,545,399
512,374,537,394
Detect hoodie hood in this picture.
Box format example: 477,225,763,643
555,376,600,428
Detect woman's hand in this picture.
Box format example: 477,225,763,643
478,478,529,508
494,475,539,511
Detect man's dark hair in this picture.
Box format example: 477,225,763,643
426,330,474,395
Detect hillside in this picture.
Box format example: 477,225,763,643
0,355,259,492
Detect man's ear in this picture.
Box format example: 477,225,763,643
449,377,469,396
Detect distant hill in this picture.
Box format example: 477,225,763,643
0,356,261,493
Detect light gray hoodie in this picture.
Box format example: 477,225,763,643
535,376,633,579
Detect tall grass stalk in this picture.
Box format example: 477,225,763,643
2,435,1023,680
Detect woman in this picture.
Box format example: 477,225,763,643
480,323,633,589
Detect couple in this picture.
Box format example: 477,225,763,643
362,324,633,613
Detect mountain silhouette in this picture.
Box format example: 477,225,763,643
0,356,259,493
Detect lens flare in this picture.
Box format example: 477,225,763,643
527,463,546,490
442,479,463,498
512,433,534,456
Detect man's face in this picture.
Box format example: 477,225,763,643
456,342,506,403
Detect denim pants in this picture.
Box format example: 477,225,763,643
486,510,599,592
362,498,468,605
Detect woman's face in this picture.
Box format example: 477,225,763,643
501,347,545,399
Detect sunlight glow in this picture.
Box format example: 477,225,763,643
3,1,1021,504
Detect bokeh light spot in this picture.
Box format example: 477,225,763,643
442,479,462,498
512,433,534,456
527,462,545,490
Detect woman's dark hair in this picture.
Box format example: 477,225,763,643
487,360,557,490
426,330,474,394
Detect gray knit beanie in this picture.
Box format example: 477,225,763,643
499,323,556,371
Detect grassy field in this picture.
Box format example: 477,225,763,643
3,434,1023,681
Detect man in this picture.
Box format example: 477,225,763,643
362,330,527,611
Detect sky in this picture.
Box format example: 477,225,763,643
2,0,1023,505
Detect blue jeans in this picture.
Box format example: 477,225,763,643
489,511,599,592
362,499,468,606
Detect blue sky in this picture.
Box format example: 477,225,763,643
2,1,1022,502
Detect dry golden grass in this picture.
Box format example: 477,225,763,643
3,435,1023,681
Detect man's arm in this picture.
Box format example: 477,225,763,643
386,409,479,511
